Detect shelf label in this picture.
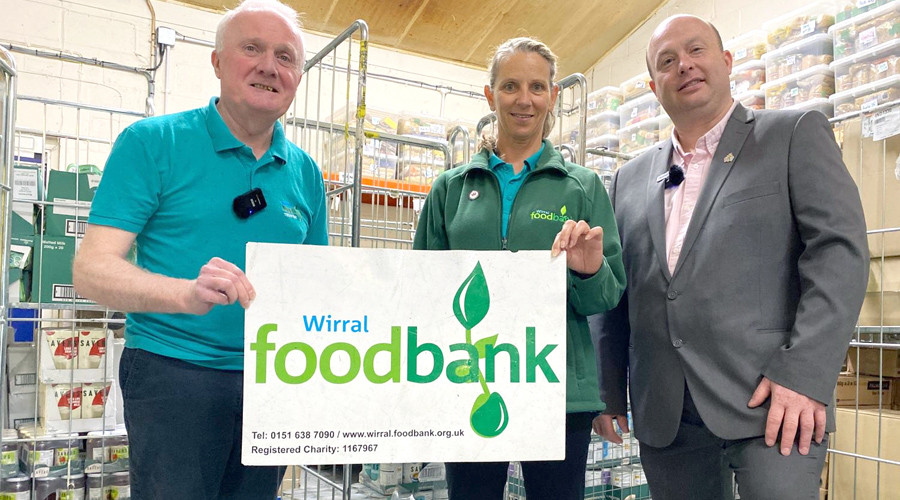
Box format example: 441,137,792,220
13,168,40,201
857,0,876,7
861,98,879,111
734,48,748,60
864,105,900,140
801,20,816,36
858,27,878,50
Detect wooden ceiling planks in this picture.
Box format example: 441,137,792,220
163,0,665,75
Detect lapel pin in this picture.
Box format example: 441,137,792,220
469,190,479,200
723,153,735,163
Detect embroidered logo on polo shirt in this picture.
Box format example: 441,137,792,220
530,205,570,223
281,201,303,220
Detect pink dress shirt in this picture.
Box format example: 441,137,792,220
665,101,738,274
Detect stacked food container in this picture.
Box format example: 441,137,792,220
761,3,838,116
727,30,769,110
830,0,900,118
617,73,662,155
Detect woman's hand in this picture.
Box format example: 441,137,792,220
550,219,604,275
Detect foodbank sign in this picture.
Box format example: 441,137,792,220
242,244,567,464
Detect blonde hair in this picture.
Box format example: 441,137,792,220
215,0,306,69
480,37,558,152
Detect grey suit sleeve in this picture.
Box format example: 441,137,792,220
762,110,869,405
592,169,631,415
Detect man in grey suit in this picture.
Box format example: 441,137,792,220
592,15,869,499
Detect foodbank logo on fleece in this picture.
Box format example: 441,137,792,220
249,262,560,439
530,205,570,223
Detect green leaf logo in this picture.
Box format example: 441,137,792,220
474,334,499,359
560,205,567,216
470,391,509,437
453,262,490,330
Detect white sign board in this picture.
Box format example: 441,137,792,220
242,244,567,465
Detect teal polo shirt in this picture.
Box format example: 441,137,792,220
489,144,545,238
89,97,329,369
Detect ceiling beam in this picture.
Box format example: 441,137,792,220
322,0,340,25
397,0,431,45
462,0,520,63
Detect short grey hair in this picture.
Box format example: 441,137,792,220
481,37,559,151
215,0,306,69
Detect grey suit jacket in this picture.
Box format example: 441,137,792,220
593,104,869,447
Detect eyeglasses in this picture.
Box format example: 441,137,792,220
664,164,685,189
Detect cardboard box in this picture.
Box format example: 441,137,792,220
30,236,94,305
38,328,114,383
38,381,117,433
835,374,892,407
846,346,900,377
840,118,900,258
43,168,98,238
832,408,900,500
894,376,900,410
858,257,900,326
8,243,32,302
13,164,42,226
3,344,37,429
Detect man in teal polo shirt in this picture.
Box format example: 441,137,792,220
72,0,326,498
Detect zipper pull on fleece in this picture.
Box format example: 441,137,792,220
501,238,508,250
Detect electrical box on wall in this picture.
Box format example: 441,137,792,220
156,26,176,47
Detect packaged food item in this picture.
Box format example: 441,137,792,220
618,120,660,155
832,1,900,60
0,475,30,499
725,30,767,66
731,60,766,95
35,473,85,500
764,33,833,82
763,67,835,109
87,471,129,500
585,113,619,137
833,39,900,94
765,4,836,50
77,328,106,369
855,86,900,109
836,0,893,23
736,91,766,110
618,93,661,127
43,329,77,370
620,73,652,101
1,429,18,477
586,86,623,114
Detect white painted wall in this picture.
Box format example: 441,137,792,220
585,0,836,90
0,0,491,153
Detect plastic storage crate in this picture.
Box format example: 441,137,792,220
725,30,768,66
764,2,837,50
832,0,900,60
765,33,834,82
731,59,767,95
620,73,653,101
618,93,661,128
763,65,836,110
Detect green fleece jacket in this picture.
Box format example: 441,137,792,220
413,140,626,412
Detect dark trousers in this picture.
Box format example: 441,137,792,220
639,385,828,500
445,411,595,500
120,348,285,500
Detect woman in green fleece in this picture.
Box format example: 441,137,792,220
412,37,626,500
